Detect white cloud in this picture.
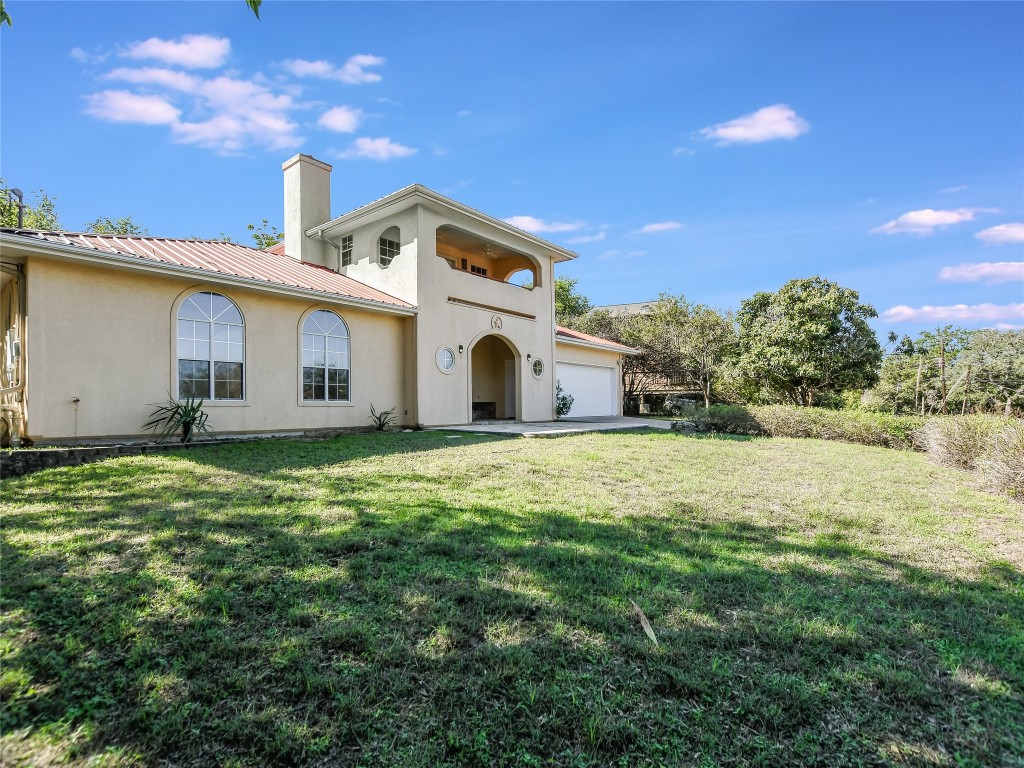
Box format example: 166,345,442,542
84,90,181,125
503,216,584,234
881,303,1024,323
106,66,200,92
566,232,607,244
317,106,362,133
635,221,683,234
337,137,416,160
458,109,472,117
671,146,695,157
975,223,1024,245
280,54,384,84
123,34,230,69
870,207,998,236
939,261,1024,285
699,104,809,146
71,47,109,65
941,185,968,194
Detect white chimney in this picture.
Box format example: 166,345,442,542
282,153,332,267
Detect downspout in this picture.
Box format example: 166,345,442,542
1,263,26,446
314,228,342,272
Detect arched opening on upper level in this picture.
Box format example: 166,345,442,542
435,225,541,288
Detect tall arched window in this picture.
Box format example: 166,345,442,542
177,291,244,400
302,310,350,401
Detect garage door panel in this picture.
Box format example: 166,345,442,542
556,363,616,417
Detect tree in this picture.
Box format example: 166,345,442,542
86,216,149,236
736,277,882,407
674,303,737,408
957,329,1024,416
553,276,591,325
247,219,283,249
1,180,59,230
913,326,970,415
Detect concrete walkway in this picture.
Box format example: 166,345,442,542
428,416,672,438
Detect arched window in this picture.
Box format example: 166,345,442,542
177,291,244,400
302,310,350,401
378,226,400,268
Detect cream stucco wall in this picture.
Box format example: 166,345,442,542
555,341,626,417
25,257,408,441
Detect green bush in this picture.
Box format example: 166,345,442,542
919,415,1010,471
753,405,924,450
685,404,923,449
977,420,1024,497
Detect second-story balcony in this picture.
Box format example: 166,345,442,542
436,225,540,289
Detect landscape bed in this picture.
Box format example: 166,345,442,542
1,430,1022,767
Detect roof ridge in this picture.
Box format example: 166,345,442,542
0,228,265,251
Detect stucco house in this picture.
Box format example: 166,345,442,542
0,154,633,445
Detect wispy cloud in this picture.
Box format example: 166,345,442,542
597,249,646,261
881,303,1024,323
106,66,200,92
280,54,385,84
566,232,607,244
70,46,109,65
870,207,998,236
940,261,1024,285
503,216,584,234
671,146,695,157
457,109,472,117
84,90,181,124
941,185,968,194
122,34,230,69
318,106,362,133
635,221,683,234
975,223,1024,245
337,137,416,160
699,104,809,146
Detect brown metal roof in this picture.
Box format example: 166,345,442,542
0,229,412,309
555,325,636,353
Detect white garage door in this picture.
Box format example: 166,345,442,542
556,363,617,417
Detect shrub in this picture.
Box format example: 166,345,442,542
919,415,1010,471
143,396,212,443
977,421,1024,497
753,405,924,450
689,405,763,435
368,404,397,431
555,380,574,418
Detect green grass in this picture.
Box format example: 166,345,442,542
2,430,1022,767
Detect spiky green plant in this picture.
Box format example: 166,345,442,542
143,396,212,443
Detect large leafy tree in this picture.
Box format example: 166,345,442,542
957,329,1024,416
553,276,591,325
86,216,149,236
737,277,882,406
673,302,737,408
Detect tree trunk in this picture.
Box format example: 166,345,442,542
938,336,948,414
915,356,923,416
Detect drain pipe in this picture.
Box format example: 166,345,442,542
314,228,342,272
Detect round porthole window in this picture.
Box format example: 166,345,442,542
532,359,544,378
436,347,456,374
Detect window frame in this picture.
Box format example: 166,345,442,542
298,307,354,407
377,229,400,268
174,289,246,403
340,234,353,268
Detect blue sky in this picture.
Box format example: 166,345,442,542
2,1,1022,338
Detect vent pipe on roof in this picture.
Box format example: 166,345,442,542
282,154,333,269
6,188,25,229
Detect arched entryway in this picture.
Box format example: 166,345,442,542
469,335,518,421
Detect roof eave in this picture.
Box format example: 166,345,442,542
555,335,639,356
309,184,579,263
0,233,417,316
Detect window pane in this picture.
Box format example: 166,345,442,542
195,322,210,341
302,349,317,367
195,341,210,359
177,319,192,339
313,335,325,352
214,323,231,342
229,325,243,344
214,362,243,400
212,293,242,324
178,296,207,321
213,341,230,361
303,367,324,400
228,342,243,363
178,360,210,399
327,368,349,401
302,315,320,334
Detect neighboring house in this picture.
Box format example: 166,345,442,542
0,154,633,444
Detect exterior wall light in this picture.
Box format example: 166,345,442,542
527,353,532,360
458,344,464,354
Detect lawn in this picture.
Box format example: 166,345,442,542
1,430,1022,767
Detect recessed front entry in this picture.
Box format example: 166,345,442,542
470,335,518,421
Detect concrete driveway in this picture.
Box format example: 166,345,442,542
429,416,672,438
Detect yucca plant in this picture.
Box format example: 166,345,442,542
369,404,397,432
143,396,212,443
